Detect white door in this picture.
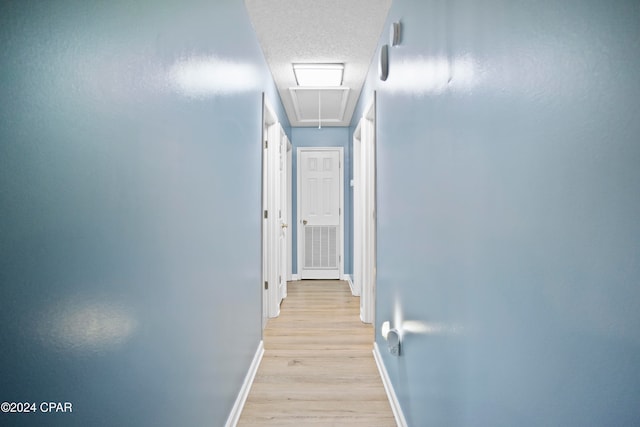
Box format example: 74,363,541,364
278,130,289,301
262,97,287,322
262,121,269,328
353,125,363,297
298,148,343,280
267,121,283,315
353,98,376,324
286,141,293,282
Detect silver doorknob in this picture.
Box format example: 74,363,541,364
281,223,288,229
302,220,307,225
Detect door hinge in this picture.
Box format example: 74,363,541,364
264,281,268,290
264,210,268,219
265,140,268,149
339,208,341,215
279,275,281,284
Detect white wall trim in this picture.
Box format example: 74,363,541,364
373,342,408,427
345,274,358,296
225,340,264,427
291,274,300,281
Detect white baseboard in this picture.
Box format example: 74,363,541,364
373,342,408,427
225,340,264,427
291,274,300,281
345,274,357,296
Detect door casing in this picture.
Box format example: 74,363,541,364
278,128,290,301
262,96,289,324
353,96,376,323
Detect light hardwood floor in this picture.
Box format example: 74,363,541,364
237,280,396,426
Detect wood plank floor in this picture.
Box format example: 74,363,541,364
237,280,396,426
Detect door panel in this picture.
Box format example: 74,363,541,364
262,123,269,328
353,98,376,323
264,121,284,319
278,131,289,301
299,149,342,279
263,99,290,322
353,126,363,297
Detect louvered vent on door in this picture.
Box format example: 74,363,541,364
304,226,338,269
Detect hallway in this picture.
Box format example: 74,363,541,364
238,281,395,426
2,1,639,425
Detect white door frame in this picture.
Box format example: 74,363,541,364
286,138,293,282
278,129,290,301
353,96,376,324
262,97,272,328
353,124,363,297
296,147,344,280
262,96,288,323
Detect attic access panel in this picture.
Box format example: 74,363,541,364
289,87,350,125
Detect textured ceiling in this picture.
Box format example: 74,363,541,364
245,0,392,127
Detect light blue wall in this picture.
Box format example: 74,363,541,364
290,127,351,275
0,1,286,426
353,0,640,425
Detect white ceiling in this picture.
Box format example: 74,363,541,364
245,0,392,127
